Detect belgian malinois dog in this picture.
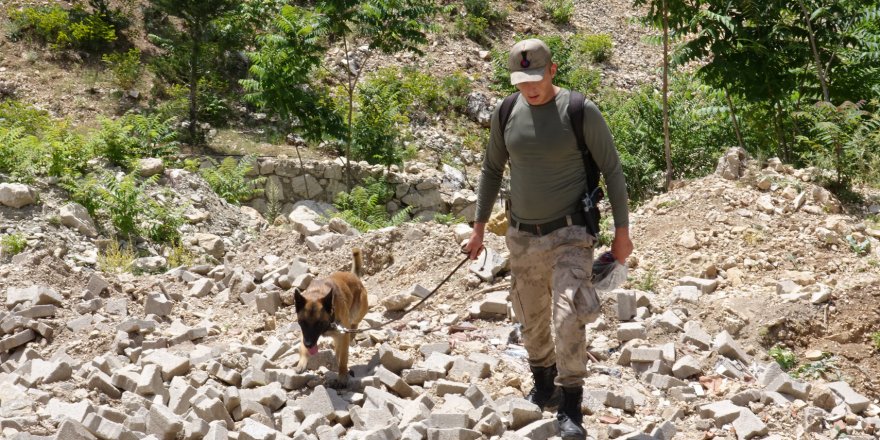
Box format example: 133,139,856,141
293,248,368,387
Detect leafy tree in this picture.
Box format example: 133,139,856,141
148,0,238,143
634,0,700,189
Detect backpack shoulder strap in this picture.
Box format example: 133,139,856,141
499,92,520,138
568,90,603,199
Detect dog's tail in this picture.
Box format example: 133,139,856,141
351,248,363,277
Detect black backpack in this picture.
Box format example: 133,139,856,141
498,90,604,235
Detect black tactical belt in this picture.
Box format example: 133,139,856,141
512,212,587,236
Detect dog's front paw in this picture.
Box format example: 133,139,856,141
326,373,350,389
294,359,308,374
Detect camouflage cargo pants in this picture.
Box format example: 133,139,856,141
506,224,601,387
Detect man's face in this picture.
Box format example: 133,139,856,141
515,64,557,106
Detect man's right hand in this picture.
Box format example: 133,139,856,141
463,222,487,260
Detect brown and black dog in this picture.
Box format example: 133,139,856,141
293,248,369,387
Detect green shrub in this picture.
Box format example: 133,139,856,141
166,242,195,268
456,0,506,44
65,13,116,50
1,233,28,256
200,156,264,205
98,239,135,273
433,212,465,225
91,113,180,169
8,6,71,44
543,0,574,25
103,173,152,237
9,5,116,51
145,195,185,245
576,34,613,63
352,79,409,167
333,180,412,231
63,174,104,217
103,48,143,90
769,346,797,371
0,101,92,183
872,332,880,351
567,67,601,97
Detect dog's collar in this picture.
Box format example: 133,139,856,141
329,321,347,333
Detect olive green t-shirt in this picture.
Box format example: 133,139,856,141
475,89,629,228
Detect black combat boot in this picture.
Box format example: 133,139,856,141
557,386,587,440
525,364,561,409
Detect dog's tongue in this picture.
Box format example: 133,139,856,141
307,345,319,355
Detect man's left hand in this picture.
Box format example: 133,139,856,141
611,227,633,264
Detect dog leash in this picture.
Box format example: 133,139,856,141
331,247,486,334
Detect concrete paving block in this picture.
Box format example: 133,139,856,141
629,347,663,363
142,350,191,381
681,321,712,350
45,398,95,424
168,377,197,415
255,291,282,316
376,365,416,398
767,374,811,400
672,355,702,379
6,285,63,308
713,331,750,363
827,381,870,413
239,382,287,411
447,357,490,382
730,389,763,407
678,276,718,294
299,385,348,421
87,273,111,298
699,400,741,426
192,396,234,429
147,403,184,440
0,329,36,353
397,400,431,429
427,428,482,440
239,417,278,440
204,420,228,440
657,310,684,331
419,342,450,358
189,279,215,298
616,290,637,321
508,399,541,430
144,293,172,317
136,364,166,398
83,413,137,440
207,361,242,386
351,406,396,431
435,379,469,397
262,337,291,361
515,418,560,439
672,285,701,303
111,367,141,393
420,352,455,373
464,384,492,408
266,368,314,391
429,412,470,430
294,413,329,437
474,412,504,437
732,408,768,439
617,322,647,342
363,386,407,417
378,343,414,374
57,418,100,440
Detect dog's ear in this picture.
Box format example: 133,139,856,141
322,284,335,316
294,288,306,312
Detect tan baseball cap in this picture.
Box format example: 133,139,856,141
508,39,552,85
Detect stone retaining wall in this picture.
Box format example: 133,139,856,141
246,158,478,221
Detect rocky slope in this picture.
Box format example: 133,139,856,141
2,148,880,440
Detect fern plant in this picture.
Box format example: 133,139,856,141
102,173,155,237
333,180,412,232
200,155,265,205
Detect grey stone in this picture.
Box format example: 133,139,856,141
616,290,637,321
379,343,414,374
0,183,36,208
617,322,647,342
147,403,184,440
732,408,768,439
713,331,750,363
672,355,702,379
60,203,98,237
6,286,63,309
699,400,741,426
767,374,811,400
827,381,870,413
515,419,559,439
681,321,712,350
144,293,172,317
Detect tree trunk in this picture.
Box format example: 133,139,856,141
188,22,201,144
343,35,355,190
799,0,830,102
662,0,673,190
725,88,745,150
